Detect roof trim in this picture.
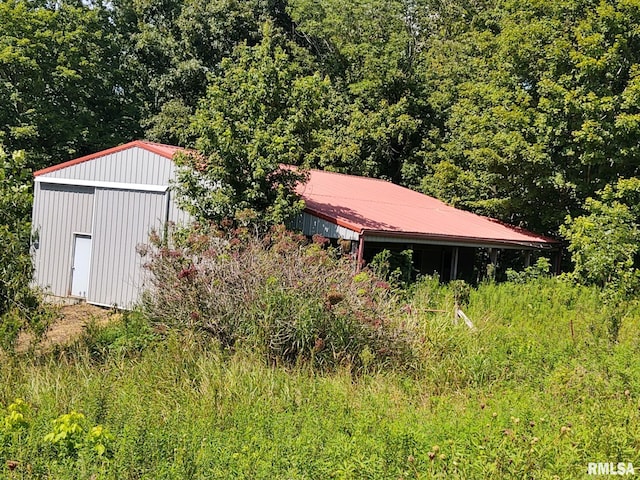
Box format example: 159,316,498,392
35,176,169,192
304,206,558,249
362,229,559,250
33,141,180,177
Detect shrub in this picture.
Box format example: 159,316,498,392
141,225,417,372
44,411,113,460
77,310,158,363
369,249,414,288
505,257,552,284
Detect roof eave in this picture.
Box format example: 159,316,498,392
362,229,560,250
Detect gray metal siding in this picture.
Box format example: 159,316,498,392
32,183,94,297
292,212,359,241
40,147,175,185
88,188,167,308
167,193,192,226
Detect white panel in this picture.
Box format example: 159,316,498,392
35,177,168,192
167,194,193,226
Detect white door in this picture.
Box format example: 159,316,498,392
71,235,92,297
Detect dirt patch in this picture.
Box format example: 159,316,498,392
16,303,121,353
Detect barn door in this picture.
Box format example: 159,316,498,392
71,234,92,297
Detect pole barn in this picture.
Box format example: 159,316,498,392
31,141,190,308
32,140,559,308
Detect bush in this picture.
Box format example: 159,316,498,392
77,310,158,363
141,225,417,372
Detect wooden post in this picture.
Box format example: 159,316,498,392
356,236,365,272
451,247,459,280
553,249,562,275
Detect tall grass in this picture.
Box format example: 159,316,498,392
1,277,639,478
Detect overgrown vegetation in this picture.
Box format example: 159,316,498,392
142,226,416,372
2,277,640,478
3,0,640,475
0,146,53,352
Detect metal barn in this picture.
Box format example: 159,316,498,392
33,140,559,308
31,141,190,308
292,169,560,281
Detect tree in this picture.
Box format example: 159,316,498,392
561,178,640,291
0,145,49,351
0,0,141,168
113,0,295,144
173,23,330,228
561,177,640,341
419,0,640,233
288,0,433,183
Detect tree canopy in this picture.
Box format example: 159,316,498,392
2,0,640,281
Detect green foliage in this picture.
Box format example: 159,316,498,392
562,178,640,341
3,398,30,432
174,23,329,229
506,257,552,284
78,310,158,363
142,225,416,372
450,279,470,307
113,0,294,144
561,179,640,291
369,249,414,288
43,410,113,459
419,0,640,232
1,278,640,478
0,0,140,166
0,145,52,352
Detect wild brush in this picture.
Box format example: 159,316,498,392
141,224,417,372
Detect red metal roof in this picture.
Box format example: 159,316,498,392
33,140,181,176
35,141,557,248
297,169,558,248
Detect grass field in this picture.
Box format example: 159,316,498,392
1,277,639,479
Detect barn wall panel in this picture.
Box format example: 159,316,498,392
167,193,193,226
88,188,166,308
31,183,94,297
291,212,359,241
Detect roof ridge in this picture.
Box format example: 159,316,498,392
138,140,182,149
308,167,398,185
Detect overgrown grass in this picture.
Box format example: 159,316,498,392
1,277,640,478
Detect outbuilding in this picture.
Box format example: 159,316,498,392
31,141,190,308
292,169,560,282
32,141,559,308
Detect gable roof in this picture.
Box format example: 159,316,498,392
34,141,558,249
297,169,558,249
33,141,180,177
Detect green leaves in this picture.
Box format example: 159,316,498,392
0,0,141,167
561,178,640,292
174,24,324,228
419,0,640,232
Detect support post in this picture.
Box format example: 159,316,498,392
356,236,365,272
553,249,562,275
451,247,459,280
489,248,498,266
